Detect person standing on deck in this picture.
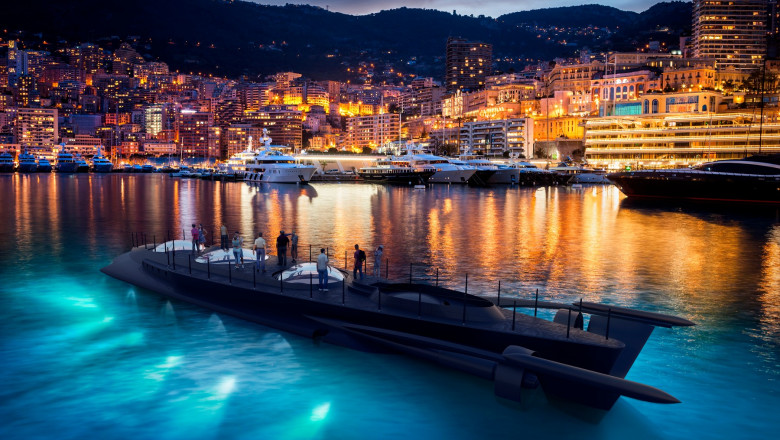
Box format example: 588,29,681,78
373,245,383,277
353,244,365,280
198,224,206,252
232,231,244,269
290,230,299,264
276,230,290,266
220,224,228,251
190,224,199,253
317,248,329,291
253,232,266,273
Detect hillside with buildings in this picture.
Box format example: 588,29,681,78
1,0,692,80
1,0,778,170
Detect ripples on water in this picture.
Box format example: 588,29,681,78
0,173,778,439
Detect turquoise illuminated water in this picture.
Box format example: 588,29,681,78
1,173,778,439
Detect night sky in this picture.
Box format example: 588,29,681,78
251,0,669,17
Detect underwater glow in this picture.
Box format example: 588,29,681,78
310,402,331,422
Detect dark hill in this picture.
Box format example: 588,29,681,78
0,1,692,80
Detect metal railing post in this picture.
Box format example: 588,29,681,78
172,247,176,270
462,291,467,325
497,280,501,307
436,268,439,287
385,258,389,280
153,234,156,250
566,308,572,338
344,250,347,271
310,273,313,299
534,288,539,317
512,300,517,331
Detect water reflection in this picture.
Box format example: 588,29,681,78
2,174,780,438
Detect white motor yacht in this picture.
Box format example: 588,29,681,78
400,147,476,184
226,130,316,183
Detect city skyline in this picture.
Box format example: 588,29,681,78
251,0,665,17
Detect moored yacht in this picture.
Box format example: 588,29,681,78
36,156,52,173
17,150,38,173
226,130,316,183
510,161,572,186
400,150,476,184
0,151,15,172
607,154,780,204
460,156,520,184
91,148,114,173
74,153,90,173
549,161,610,184
357,158,435,184
55,147,79,173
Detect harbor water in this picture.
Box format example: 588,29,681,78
1,173,778,439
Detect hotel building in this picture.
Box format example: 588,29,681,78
459,118,534,157
693,0,769,71
15,108,58,155
583,92,780,168
342,113,400,152
445,37,492,93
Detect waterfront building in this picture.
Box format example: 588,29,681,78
693,0,769,71
459,118,534,157
445,37,493,93
67,43,109,75
342,113,400,152
15,108,58,155
244,106,303,151
533,116,585,142
224,124,264,157
142,141,177,156
178,109,220,157
546,61,604,96
144,105,165,137
63,135,102,156
584,110,780,169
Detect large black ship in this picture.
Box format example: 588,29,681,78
607,155,780,204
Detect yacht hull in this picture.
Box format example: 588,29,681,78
242,166,317,183
17,163,38,173
429,168,476,184
608,171,780,204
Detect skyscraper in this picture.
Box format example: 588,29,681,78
693,0,769,71
445,37,492,93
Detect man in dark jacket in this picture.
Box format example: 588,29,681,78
276,230,290,266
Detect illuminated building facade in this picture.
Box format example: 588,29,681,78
15,108,58,154
178,110,219,157
343,113,400,151
445,37,492,93
244,106,303,151
144,105,165,137
693,0,769,71
585,112,780,168
459,118,534,157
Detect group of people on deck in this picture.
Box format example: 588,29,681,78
191,223,385,288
